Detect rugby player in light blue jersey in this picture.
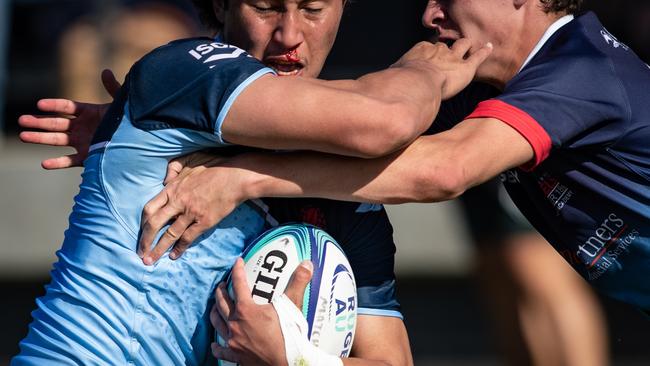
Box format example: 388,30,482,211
13,0,493,364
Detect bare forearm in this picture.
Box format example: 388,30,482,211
223,69,444,159
229,118,533,205
222,41,491,158
233,138,463,205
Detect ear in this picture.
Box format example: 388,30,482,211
213,0,227,24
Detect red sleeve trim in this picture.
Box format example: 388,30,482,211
466,99,552,171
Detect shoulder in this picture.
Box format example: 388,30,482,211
508,12,636,103
132,37,266,81
125,37,272,133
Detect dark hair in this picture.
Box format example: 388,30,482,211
191,0,224,31
540,0,583,14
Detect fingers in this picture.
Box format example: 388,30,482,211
466,42,494,67
101,69,122,99
143,213,194,265
18,114,72,132
450,38,473,58
19,131,71,147
211,297,231,338
283,261,313,310
215,282,235,323
36,99,82,116
170,223,206,260
139,190,171,258
213,285,235,357
230,258,253,305
41,154,85,170
164,159,185,185
211,343,240,363
445,38,493,65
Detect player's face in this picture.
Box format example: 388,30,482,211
219,0,345,78
422,0,514,82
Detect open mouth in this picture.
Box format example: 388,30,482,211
265,60,304,76
430,27,460,47
428,27,441,43
428,30,456,47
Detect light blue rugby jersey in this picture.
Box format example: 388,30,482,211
13,38,276,366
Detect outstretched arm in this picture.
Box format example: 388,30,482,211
220,40,493,158
235,117,533,203
139,116,533,264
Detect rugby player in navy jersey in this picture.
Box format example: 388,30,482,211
142,0,649,364
14,1,494,365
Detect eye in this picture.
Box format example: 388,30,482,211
303,6,323,14
301,1,325,15
253,4,280,13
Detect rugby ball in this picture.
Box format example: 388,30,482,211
216,224,357,365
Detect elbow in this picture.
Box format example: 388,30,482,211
348,106,423,159
355,125,415,159
410,162,469,202
373,100,434,156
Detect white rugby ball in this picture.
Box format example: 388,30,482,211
216,224,357,365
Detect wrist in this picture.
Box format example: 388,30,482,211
401,64,446,103
223,153,273,201
272,295,344,366
227,153,305,201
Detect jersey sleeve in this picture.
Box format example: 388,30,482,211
125,38,275,143
334,204,402,317
467,39,630,170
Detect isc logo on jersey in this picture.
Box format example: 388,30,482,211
217,224,357,365
188,42,249,67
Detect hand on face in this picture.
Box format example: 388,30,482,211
210,258,314,365
393,39,493,100
18,70,121,169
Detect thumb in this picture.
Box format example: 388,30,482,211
467,42,493,68
101,69,122,99
284,261,313,310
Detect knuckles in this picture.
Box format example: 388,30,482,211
234,302,250,317
177,236,192,248
142,204,155,219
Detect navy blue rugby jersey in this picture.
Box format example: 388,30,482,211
264,198,402,317
435,13,650,309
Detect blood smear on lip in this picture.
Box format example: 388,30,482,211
284,49,300,62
